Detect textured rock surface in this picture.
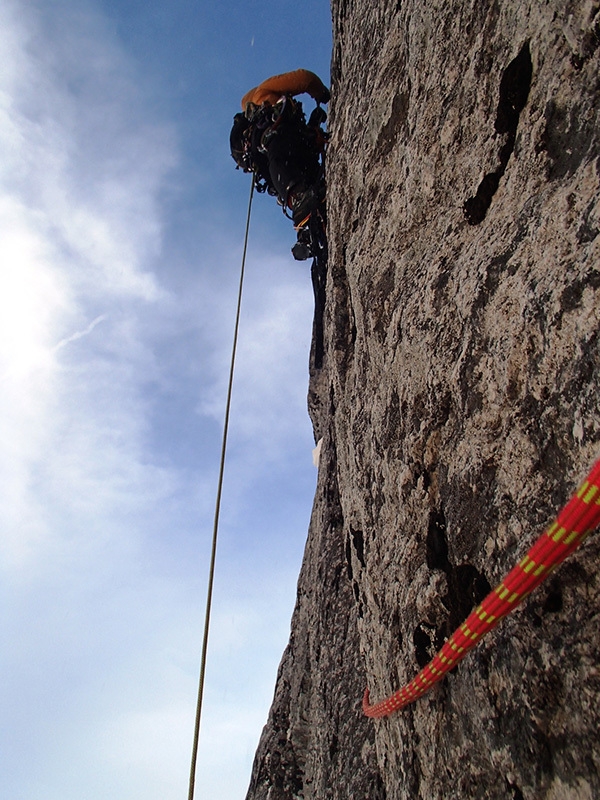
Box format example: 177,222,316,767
246,1,600,798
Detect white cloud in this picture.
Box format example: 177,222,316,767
198,250,315,453
0,8,200,797
54,314,107,351
0,0,177,574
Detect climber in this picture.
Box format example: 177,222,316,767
229,69,329,228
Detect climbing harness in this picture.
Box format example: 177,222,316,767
363,457,600,718
187,177,254,800
231,96,328,227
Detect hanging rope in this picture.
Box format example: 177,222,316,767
187,177,255,800
363,456,600,718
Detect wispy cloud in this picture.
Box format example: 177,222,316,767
53,314,107,351
0,4,192,797
198,250,314,451
0,0,177,574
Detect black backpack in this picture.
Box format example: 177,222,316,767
230,112,252,171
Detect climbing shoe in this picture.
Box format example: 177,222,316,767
292,226,312,260
290,185,324,227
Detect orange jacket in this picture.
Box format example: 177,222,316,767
241,69,330,111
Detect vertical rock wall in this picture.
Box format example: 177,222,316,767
246,1,600,798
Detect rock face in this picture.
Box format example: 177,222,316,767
245,1,600,798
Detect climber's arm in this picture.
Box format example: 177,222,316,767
241,69,330,110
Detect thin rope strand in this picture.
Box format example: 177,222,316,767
187,177,254,800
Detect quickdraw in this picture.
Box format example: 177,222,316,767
363,458,600,718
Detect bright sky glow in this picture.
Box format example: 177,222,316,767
0,0,332,798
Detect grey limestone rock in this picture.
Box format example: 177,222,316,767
246,1,600,798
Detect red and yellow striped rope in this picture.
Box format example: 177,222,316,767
363,458,600,718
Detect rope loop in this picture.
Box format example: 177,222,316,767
363,457,600,718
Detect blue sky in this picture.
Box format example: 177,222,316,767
0,1,332,798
